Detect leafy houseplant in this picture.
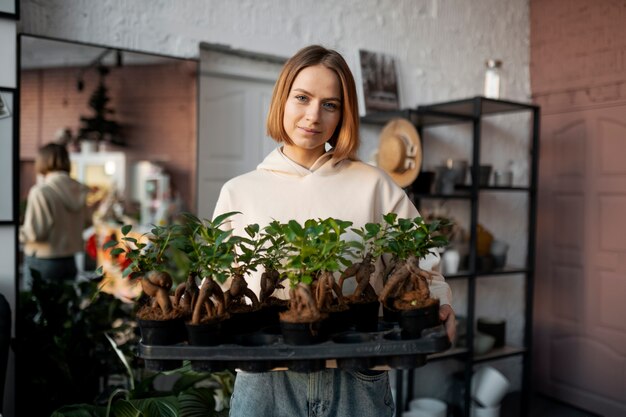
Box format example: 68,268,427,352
277,218,353,345
377,213,450,338
103,223,188,345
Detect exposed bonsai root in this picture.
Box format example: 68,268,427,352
339,253,377,303
141,271,174,315
260,267,284,304
314,271,345,312
174,273,199,316
279,283,323,323
379,256,436,311
225,273,260,310
191,277,226,325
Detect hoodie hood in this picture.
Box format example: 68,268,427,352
44,171,89,212
256,147,339,177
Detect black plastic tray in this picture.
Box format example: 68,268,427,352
138,322,451,372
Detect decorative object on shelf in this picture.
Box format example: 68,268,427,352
471,366,510,408
376,118,422,188
408,397,448,417
484,59,503,99
473,331,496,355
358,49,400,114
434,165,457,195
490,239,509,269
447,158,469,185
477,317,506,348
441,247,461,275
470,164,493,186
77,65,124,150
411,170,435,194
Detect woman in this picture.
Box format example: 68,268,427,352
214,45,456,417
20,143,90,282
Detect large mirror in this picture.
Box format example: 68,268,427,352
19,35,198,294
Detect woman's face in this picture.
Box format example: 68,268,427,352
282,64,342,161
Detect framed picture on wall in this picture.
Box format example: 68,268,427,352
0,88,14,222
358,49,401,114
0,0,19,19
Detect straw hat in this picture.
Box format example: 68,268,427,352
376,118,422,188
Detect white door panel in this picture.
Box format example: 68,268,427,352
197,49,283,219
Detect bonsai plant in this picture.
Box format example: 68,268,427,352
102,222,188,345
377,213,450,338
179,212,238,346
278,217,353,344
338,221,387,331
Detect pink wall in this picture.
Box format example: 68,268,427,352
20,61,198,212
530,1,626,415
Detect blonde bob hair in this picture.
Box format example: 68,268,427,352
266,45,360,162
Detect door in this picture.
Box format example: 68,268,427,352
534,105,626,416
196,46,285,219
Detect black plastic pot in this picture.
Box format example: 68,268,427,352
138,318,186,345
223,309,263,341
258,303,288,329
398,300,441,340
280,320,326,345
382,301,400,323
322,308,352,336
232,332,281,372
186,320,224,346
333,332,377,370
380,331,427,369
350,301,380,332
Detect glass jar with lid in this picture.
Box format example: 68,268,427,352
484,59,502,99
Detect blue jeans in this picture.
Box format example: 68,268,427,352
229,369,394,417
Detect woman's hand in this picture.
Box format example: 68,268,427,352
439,304,457,343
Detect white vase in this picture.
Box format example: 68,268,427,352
442,248,460,275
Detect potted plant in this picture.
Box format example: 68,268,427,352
277,218,352,345
338,221,386,332
377,213,450,339
102,223,187,346
179,212,237,346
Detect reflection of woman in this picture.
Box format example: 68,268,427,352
213,45,455,417
20,143,90,282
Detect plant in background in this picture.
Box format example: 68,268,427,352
101,222,187,320
378,213,450,310
16,271,137,416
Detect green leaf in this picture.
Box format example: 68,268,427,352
103,240,119,249
51,404,104,417
109,400,142,417
288,220,304,237
121,224,133,235
132,397,179,417
212,211,240,227
178,387,217,417
110,248,125,256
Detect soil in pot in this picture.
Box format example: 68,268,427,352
350,300,380,332
397,299,440,340
138,318,187,345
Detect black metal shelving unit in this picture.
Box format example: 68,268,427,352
362,96,540,417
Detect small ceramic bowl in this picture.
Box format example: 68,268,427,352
474,332,496,355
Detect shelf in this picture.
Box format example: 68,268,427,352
428,346,468,361
444,266,528,280
419,96,539,118
360,97,539,128
473,345,527,363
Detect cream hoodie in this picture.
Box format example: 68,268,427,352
213,148,451,305
20,171,89,258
